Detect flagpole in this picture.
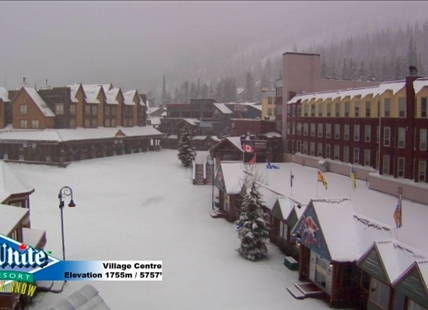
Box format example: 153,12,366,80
316,176,319,198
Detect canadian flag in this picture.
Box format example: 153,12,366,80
243,143,255,153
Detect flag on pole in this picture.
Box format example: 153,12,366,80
290,169,294,187
249,154,256,165
243,144,255,153
266,161,279,169
350,166,357,191
317,170,328,190
393,198,402,228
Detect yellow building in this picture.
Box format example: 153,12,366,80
261,88,276,120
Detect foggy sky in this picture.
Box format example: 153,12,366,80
0,1,427,93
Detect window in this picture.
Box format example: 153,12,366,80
70,119,76,128
327,103,331,117
422,97,427,117
297,105,302,116
84,119,90,127
354,148,359,164
355,101,360,117
399,97,406,117
398,127,405,148
105,119,111,127
318,104,322,117
268,97,274,105
344,124,350,140
268,108,273,116
334,124,340,139
369,277,390,310
304,105,308,116
310,142,315,155
335,102,340,117
111,118,116,127
70,104,76,115
310,123,315,137
364,150,370,166
20,120,27,128
297,141,301,153
317,123,323,137
31,120,39,129
384,98,391,117
311,104,315,117
55,103,64,115
365,125,371,142
85,105,91,115
360,270,370,291
325,144,331,159
354,125,360,141
292,105,296,116
420,129,427,150
384,127,391,146
91,118,97,128
92,105,98,115
20,105,27,115
287,123,290,135
292,122,295,135
279,221,288,240
344,102,349,117
383,155,390,175
343,147,349,163
397,158,405,178
296,123,302,135
314,255,328,288
419,161,426,182
303,141,308,154
317,143,323,157
334,145,340,159
326,124,331,138
365,101,371,117
303,123,308,136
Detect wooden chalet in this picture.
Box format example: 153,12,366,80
357,241,428,310
209,137,244,166
271,196,306,258
290,198,393,307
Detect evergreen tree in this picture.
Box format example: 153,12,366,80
244,71,256,102
235,181,270,262
201,83,210,99
177,128,196,167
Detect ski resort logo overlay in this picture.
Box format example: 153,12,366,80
0,233,162,292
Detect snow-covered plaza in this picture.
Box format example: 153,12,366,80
10,149,427,309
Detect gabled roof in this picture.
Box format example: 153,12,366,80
0,204,29,236
82,84,102,104
0,87,10,102
177,118,200,126
413,78,428,94
0,161,34,203
123,90,143,106
22,87,55,117
293,198,393,262
216,161,246,195
105,88,121,105
272,196,306,222
83,83,113,93
209,136,243,154
67,83,82,103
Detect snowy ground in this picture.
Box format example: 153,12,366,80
9,149,426,309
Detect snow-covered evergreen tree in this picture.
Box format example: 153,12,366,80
235,181,270,262
177,128,196,167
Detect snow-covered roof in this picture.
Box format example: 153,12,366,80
213,103,233,114
83,83,112,93
0,87,10,102
261,90,275,97
373,240,425,284
0,127,163,142
274,196,305,221
45,284,112,310
105,88,120,105
167,135,177,139
124,89,145,106
260,186,282,211
375,80,405,96
67,83,81,103
310,198,393,262
413,78,428,94
199,121,212,128
148,117,161,125
23,87,55,117
0,161,34,203
0,204,28,236
219,162,246,195
260,131,281,138
82,84,101,104
22,227,45,248
181,118,200,126
226,136,244,152
193,136,207,140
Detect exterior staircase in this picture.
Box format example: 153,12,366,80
193,162,215,185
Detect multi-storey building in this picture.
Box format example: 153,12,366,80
286,75,428,185
261,89,276,120
281,52,378,156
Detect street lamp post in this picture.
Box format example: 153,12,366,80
58,186,76,262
